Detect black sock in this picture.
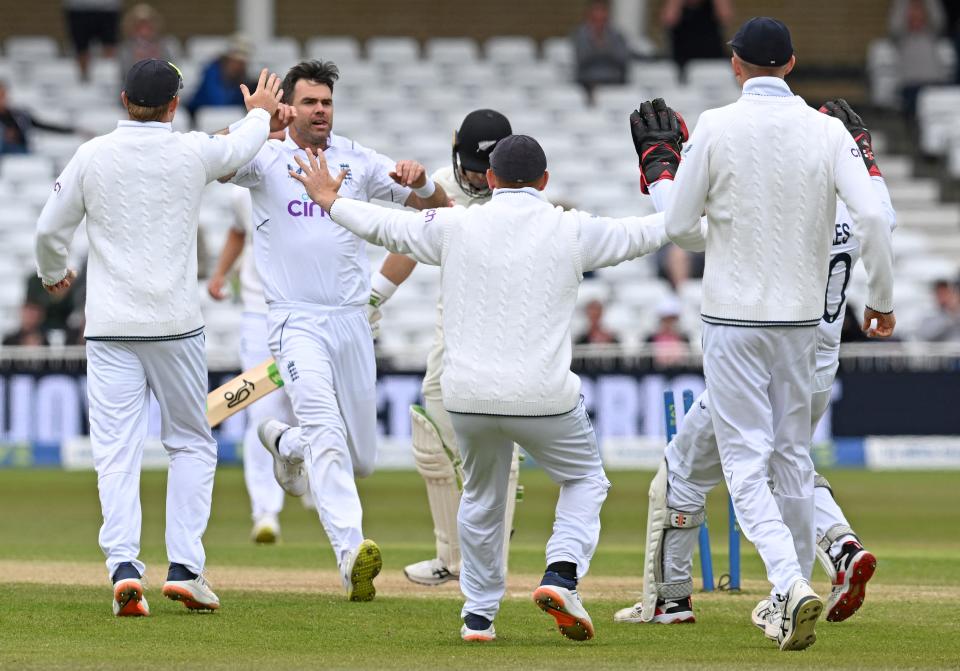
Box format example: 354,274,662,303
167,562,198,582
546,561,577,582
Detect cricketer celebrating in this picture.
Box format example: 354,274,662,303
34,61,283,616
286,104,689,642
665,18,896,651
367,109,522,586
225,60,448,601
615,99,896,628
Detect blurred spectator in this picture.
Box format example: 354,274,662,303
889,0,949,117
2,302,49,347
118,3,172,82
0,81,76,155
656,243,704,292
916,278,960,341
63,0,121,81
661,0,735,72
576,299,620,344
572,0,631,103
646,296,690,366
186,35,252,121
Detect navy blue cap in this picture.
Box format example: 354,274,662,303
124,59,183,107
489,134,547,183
728,17,793,67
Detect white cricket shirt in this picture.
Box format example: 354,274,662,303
231,130,411,308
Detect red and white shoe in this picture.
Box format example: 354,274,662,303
613,595,695,624
113,578,149,617
533,584,595,641
826,541,876,622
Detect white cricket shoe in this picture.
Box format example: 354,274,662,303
343,539,382,602
113,578,150,617
533,584,595,641
614,595,695,624
403,558,459,586
751,597,777,639
461,622,496,642
251,514,280,544
162,574,220,612
257,419,307,497
763,579,823,651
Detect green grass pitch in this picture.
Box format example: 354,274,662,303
0,468,957,670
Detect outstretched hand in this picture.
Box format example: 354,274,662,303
820,98,881,177
241,68,283,117
630,97,688,194
288,148,349,212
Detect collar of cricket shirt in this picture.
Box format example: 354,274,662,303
742,76,793,98
116,120,172,131
492,187,546,200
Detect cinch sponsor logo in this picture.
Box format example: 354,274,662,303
287,198,328,218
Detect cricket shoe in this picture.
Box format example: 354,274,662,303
162,564,220,612
613,596,695,624
257,419,307,497
343,539,382,602
403,558,459,586
533,573,595,641
251,514,280,544
111,562,149,617
751,597,776,638
764,579,823,651
826,541,876,622
461,613,496,642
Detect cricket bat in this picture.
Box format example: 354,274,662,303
207,358,284,427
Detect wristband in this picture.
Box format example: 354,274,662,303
369,272,399,307
412,176,436,199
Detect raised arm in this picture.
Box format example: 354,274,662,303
289,149,448,265
183,69,283,183
664,119,710,251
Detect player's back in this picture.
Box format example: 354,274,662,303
696,94,848,327
439,190,582,417
79,126,210,337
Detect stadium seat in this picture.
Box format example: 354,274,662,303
185,35,232,64
305,36,361,64
0,155,54,183
485,36,538,64
89,58,121,88
366,37,420,63
630,60,680,91
424,38,479,65
29,59,83,89
4,36,59,63
917,86,960,155
195,106,247,134
254,37,301,69
76,109,126,135
542,37,574,67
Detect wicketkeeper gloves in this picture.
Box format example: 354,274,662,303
819,99,882,178
630,98,689,194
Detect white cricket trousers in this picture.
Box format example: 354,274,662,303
664,387,845,588
86,335,218,580
267,304,377,568
239,312,294,520
450,399,610,621
702,324,817,595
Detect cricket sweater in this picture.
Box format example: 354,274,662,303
330,187,668,416
665,77,894,325
35,108,270,339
